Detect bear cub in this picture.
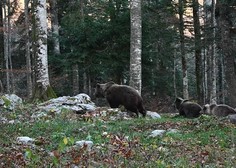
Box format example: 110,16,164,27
95,81,146,117
174,97,202,118
201,103,236,117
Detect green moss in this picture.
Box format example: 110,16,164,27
32,84,57,102
46,86,57,99
1,96,11,107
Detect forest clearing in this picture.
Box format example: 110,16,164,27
0,94,236,167
1,0,236,167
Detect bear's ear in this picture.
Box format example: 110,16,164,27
96,83,101,88
175,97,183,102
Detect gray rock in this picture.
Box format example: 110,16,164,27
146,111,161,119
229,114,236,124
149,130,166,137
0,94,22,110
17,136,35,144
35,93,96,118
0,98,4,106
75,140,93,151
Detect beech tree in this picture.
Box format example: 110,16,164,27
203,0,217,104
2,0,10,93
32,0,56,100
130,0,142,93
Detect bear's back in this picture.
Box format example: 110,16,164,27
212,104,236,117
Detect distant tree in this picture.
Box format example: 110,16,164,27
2,0,16,93
178,0,189,99
49,0,60,55
130,0,142,93
0,2,3,89
24,0,33,97
210,0,217,104
192,0,203,104
32,0,56,101
216,0,236,106
203,0,217,104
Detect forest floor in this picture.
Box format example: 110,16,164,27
0,105,236,167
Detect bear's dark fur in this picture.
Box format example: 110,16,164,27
95,81,146,117
201,103,236,117
174,97,202,118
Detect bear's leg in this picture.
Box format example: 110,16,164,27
125,106,139,117
137,103,146,117
107,100,119,108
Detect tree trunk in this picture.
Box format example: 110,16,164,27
203,0,216,103
49,0,60,55
218,51,225,104
173,49,177,98
88,73,92,97
7,0,15,94
192,0,202,104
2,1,11,94
210,0,217,104
216,2,236,106
83,70,88,94
178,0,188,99
32,0,56,101
130,0,142,93
0,3,3,94
25,0,33,98
72,64,79,95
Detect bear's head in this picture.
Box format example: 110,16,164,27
174,97,184,110
201,104,212,115
95,81,115,98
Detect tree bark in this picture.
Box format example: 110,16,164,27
216,2,236,106
178,0,189,99
130,0,142,93
2,1,10,93
193,0,203,104
49,0,60,55
210,0,217,104
83,70,88,94
32,0,56,101
72,64,79,95
24,0,33,98
0,3,3,94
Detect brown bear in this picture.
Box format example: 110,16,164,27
201,103,236,117
174,97,202,118
95,81,146,117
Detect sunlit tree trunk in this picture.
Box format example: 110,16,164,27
130,0,142,93
49,0,60,55
32,0,56,101
204,0,217,103
7,0,15,93
24,0,33,97
178,0,188,99
2,1,10,93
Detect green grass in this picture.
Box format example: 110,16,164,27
0,108,236,167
